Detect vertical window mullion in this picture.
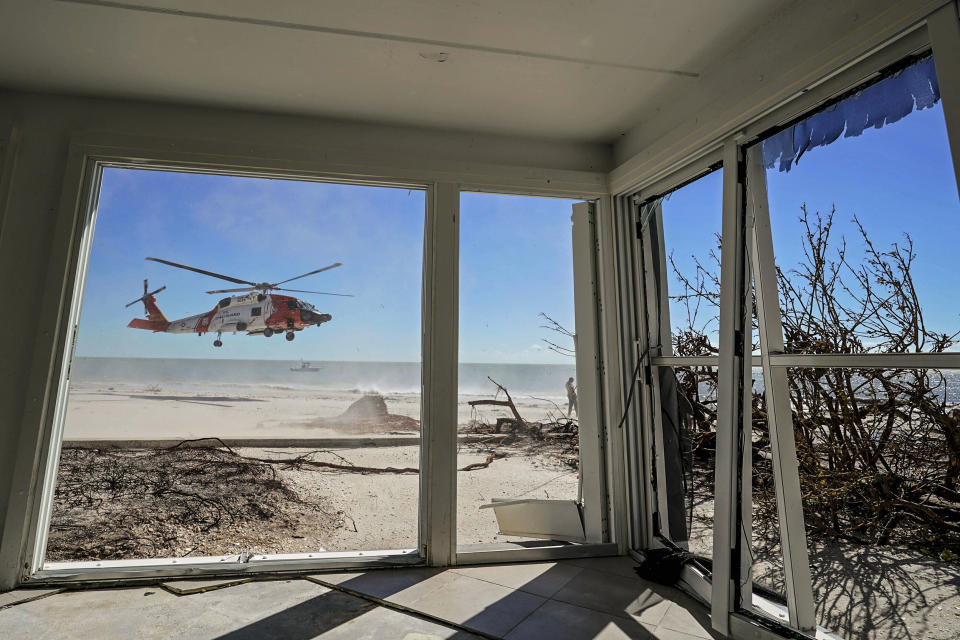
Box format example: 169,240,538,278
628,199,658,549
746,150,816,632
420,182,459,566
572,201,606,543
711,139,749,636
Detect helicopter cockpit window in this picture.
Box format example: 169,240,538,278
44,167,426,567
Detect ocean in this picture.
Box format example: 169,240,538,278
70,357,578,399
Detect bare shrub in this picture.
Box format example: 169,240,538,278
672,206,960,553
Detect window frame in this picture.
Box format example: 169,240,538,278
26,155,433,582
735,41,960,634
8,135,617,587
450,188,619,564
615,10,960,640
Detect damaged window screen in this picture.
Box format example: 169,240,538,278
759,55,960,354
457,192,580,547
45,168,425,564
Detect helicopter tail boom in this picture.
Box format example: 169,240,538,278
127,316,170,332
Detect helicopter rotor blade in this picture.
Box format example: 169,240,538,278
272,263,343,287
146,257,256,287
205,287,258,294
273,287,354,297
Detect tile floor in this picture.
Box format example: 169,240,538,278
0,556,720,639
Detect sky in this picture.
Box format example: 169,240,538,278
661,96,959,349
76,171,578,364
459,192,577,364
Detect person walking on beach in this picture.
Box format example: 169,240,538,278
566,377,578,417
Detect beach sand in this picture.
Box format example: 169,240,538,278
52,382,579,557
62,382,569,441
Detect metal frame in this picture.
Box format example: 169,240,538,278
595,194,631,554
633,156,729,589
610,192,653,552
637,199,677,544
710,139,749,637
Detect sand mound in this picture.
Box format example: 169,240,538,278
341,394,388,420
306,394,420,434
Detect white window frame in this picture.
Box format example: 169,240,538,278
452,190,620,564
2,133,617,587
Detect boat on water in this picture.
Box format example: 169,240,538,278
290,359,320,372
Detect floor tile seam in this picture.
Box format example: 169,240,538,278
447,568,576,599
384,569,466,605
307,575,499,640
546,592,677,629
648,627,712,640
652,617,712,640
496,592,554,638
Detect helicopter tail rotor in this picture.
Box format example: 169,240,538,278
126,279,170,332
126,279,167,308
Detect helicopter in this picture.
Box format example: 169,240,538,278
126,257,351,347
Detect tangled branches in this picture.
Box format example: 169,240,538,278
671,206,960,554
48,443,334,561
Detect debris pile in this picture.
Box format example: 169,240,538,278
463,377,579,470
47,442,337,561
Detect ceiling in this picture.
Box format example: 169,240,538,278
0,0,796,143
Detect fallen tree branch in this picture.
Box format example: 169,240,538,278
459,452,507,471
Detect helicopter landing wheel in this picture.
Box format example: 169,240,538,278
213,340,223,347
285,331,295,342
263,327,274,337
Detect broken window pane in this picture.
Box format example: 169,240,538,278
637,169,722,559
